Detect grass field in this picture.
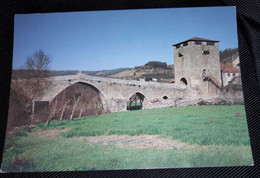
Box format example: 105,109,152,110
1,105,253,172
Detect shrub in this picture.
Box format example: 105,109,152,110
197,100,211,106
2,159,35,172
233,99,244,105
145,76,152,81
145,61,168,69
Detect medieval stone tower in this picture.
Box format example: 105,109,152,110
173,37,222,98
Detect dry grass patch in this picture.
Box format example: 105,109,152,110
75,135,207,150
33,128,70,139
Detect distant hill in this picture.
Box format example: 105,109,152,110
11,68,130,79
109,62,174,83
49,68,130,77
12,48,236,82
12,62,174,83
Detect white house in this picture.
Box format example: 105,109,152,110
221,68,240,86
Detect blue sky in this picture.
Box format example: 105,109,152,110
13,6,238,71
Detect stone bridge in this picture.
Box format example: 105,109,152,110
37,73,199,113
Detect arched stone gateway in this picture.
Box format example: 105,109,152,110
127,92,146,110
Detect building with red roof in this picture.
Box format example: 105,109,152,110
221,67,240,86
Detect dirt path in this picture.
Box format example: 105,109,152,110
32,128,70,139
32,129,207,150
76,135,206,150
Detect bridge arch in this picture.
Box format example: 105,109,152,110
50,79,107,102
50,81,110,117
69,79,107,99
127,92,147,110
127,92,147,102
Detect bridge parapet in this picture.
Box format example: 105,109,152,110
49,74,186,90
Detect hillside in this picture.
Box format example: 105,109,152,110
48,68,130,77
12,48,237,81
11,68,130,79
109,48,239,82
109,64,174,83
12,63,174,83
219,48,239,69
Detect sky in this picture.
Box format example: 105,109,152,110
13,6,238,71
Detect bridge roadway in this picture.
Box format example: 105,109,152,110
38,73,198,112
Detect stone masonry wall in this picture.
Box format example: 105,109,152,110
174,41,221,98
37,74,196,113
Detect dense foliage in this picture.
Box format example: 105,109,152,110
219,48,239,69
145,61,168,69
219,48,238,63
142,73,174,80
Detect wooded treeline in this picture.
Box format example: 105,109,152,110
219,48,239,69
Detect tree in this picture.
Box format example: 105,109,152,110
7,80,32,129
23,50,52,119
70,94,83,120
219,48,238,65
77,98,88,118
145,61,168,69
59,99,71,121
7,50,52,129
23,50,52,98
46,99,58,126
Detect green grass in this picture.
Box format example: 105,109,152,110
39,105,251,146
1,105,254,172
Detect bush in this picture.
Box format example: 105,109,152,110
223,84,242,91
233,99,244,105
145,76,152,81
217,99,226,105
197,100,211,106
2,159,35,172
145,61,168,69
14,129,28,138
215,98,243,105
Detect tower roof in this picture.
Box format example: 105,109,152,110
173,37,219,46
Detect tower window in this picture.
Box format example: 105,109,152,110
206,41,214,46
180,78,188,85
202,69,207,76
183,42,188,46
195,41,202,45
178,52,183,57
203,50,210,55
176,44,180,49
